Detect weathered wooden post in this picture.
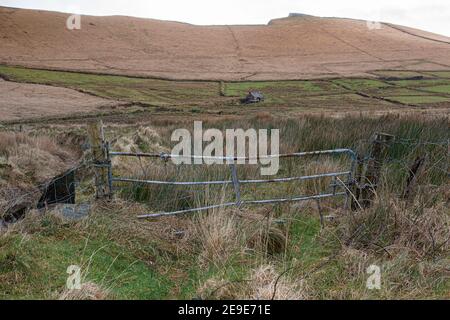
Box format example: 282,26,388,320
87,120,111,199
360,132,394,208
219,81,226,97
351,154,365,211
403,154,428,202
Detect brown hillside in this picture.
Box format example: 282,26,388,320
0,6,449,80
0,79,119,121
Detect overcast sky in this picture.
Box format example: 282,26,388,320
1,0,449,36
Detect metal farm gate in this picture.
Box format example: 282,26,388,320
106,148,357,218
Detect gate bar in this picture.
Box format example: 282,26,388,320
137,192,347,219
111,171,351,186
109,148,357,161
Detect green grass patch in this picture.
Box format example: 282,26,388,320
422,71,450,79
388,78,450,88
287,214,331,264
0,233,169,299
0,65,220,106
331,79,391,91
386,95,450,104
224,81,326,97
219,80,348,107
375,88,433,97
419,84,450,95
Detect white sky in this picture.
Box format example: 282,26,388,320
1,0,449,36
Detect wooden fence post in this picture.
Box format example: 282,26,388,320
219,81,226,97
447,139,449,178
403,154,428,202
360,132,394,208
351,154,364,211
87,120,111,199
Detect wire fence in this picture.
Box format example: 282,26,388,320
347,136,449,209
356,137,449,180
0,160,93,223
108,148,358,218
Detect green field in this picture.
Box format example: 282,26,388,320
423,71,450,79
420,84,450,94
223,80,340,96
0,65,220,106
387,95,450,104
332,78,391,91
1,65,449,120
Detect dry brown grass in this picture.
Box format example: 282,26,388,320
0,131,77,216
0,132,75,182
301,159,346,196
197,277,237,300
245,265,308,300
340,195,449,259
195,209,244,268
59,282,109,300
0,132,71,161
3,209,60,234
237,209,287,256
3,7,450,81
252,112,275,123
111,126,169,173
197,264,308,300
340,247,370,279
84,199,196,262
113,126,167,154
194,206,286,268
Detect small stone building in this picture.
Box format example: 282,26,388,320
243,91,265,104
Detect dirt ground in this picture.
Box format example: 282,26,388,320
0,7,449,81
0,79,119,121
